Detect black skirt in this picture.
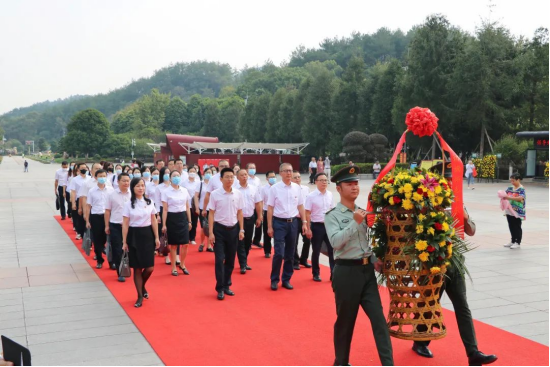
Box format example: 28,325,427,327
128,226,155,268
166,211,189,245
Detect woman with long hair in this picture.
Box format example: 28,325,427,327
196,168,214,252
156,167,173,263
122,178,160,308
162,171,192,276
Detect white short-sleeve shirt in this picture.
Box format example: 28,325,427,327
123,198,157,227
182,179,200,206
55,168,69,187
161,185,190,213
305,189,334,223
155,183,171,208
87,185,114,215
206,173,223,193
198,181,208,210
260,184,272,211
267,181,304,218
207,188,244,227
105,188,131,224
248,176,261,187
235,182,262,217
71,175,91,199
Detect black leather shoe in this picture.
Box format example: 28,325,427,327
134,297,143,308
245,265,252,270
110,263,117,270
224,288,235,296
300,262,312,268
313,275,322,282
293,264,300,270
412,342,433,358
282,282,294,290
217,291,224,300
240,267,246,274
265,253,271,258
271,281,278,291
96,262,103,269
468,351,497,366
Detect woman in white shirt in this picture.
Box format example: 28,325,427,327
162,171,192,276
156,167,173,264
183,166,201,245
122,178,160,308
196,168,213,252
465,160,476,190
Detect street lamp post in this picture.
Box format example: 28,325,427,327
131,138,135,160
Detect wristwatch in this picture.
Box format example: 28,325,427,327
240,229,245,233
302,221,308,224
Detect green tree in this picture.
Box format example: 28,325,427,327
111,108,139,134
219,96,244,142
164,96,189,133
202,100,221,137
187,94,206,133
266,88,286,142
61,109,111,157
37,137,48,151
133,89,171,131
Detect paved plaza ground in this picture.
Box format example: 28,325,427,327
0,156,548,365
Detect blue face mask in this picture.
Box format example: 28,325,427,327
248,169,256,176
143,172,151,178
171,176,181,185
129,174,134,179
163,174,170,182
183,168,188,172
204,173,212,180
116,169,122,175
134,173,141,178
152,174,159,181
268,178,276,185
97,177,107,185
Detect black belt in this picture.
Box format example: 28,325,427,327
335,258,371,266
214,222,238,230
274,217,296,223
244,216,255,220
311,222,324,225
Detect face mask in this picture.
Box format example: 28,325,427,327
134,173,141,178
204,174,212,180
80,169,87,175
152,174,159,181
63,167,68,171
97,177,107,185
163,174,170,182
183,168,188,172
116,169,122,175
248,169,256,176
189,173,196,179
171,176,181,185
143,172,151,178
107,168,114,173
268,178,276,185
129,174,134,179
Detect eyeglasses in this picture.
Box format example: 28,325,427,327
316,179,329,183
280,169,293,173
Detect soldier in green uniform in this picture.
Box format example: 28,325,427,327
325,165,393,366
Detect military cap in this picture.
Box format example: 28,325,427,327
331,165,360,184
429,161,453,178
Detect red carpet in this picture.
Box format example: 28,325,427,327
55,216,549,366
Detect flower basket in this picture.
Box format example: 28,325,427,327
383,210,447,341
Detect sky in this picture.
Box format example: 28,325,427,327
0,0,548,115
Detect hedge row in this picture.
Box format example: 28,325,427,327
330,163,409,175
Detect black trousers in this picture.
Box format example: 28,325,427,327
66,190,72,218
57,186,69,218
414,266,478,357
309,168,317,183
506,215,523,244
190,208,199,242
262,210,272,255
310,222,335,276
333,263,393,366
109,223,123,276
90,214,107,264
270,218,298,283
237,216,256,268
294,217,311,266
252,209,262,246
73,198,85,237
213,223,239,292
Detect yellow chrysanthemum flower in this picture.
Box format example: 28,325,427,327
442,222,450,232
447,245,453,258
389,197,395,205
405,192,412,199
430,266,441,274
398,187,404,194
436,196,444,205
415,240,428,251
418,214,426,222
434,186,442,194
427,227,435,236
402,199,414,210
410,177,419,184
439,241,446,247
428,190,435,198
418,252,429,262
416,225,424,234
445,191,451,197
412,192,423,202
430,212,437,218
403,183,413,193
420,186,428,193
439,178,448,185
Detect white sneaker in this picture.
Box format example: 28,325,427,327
191,241,197,245
503,242,513,247
510,243,521,249
76,234,81,240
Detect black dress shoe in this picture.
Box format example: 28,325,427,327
240,267,246,274
468,351,497,366
313,275,322,282
224,288,235,296
217,291,225,300
110,263,117,270
265,253,271,258
293,264,300,270
282,281,294,290
134,297,143,308
412,342,433,358
96,262,103,269
245,265,252,270
300,262,312,268
271,281,278,291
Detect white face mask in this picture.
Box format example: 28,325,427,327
189,173,197,179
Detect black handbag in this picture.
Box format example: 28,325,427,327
159,235,169,256
106,235,113,263
119,251,131,277
201,217,210,237
55,193,60,211
81,229,92,256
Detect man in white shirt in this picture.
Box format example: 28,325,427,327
175,158,189,181
291,170,312,271
54,161,69,220
105,172,131,282
267,163,308,290
324,156,331,182
235,169,262,274
208,168,245,300
80,163,110,226
308,157,317,184
70,163,92,240
305,172,335,282
85,169,114,269
246,162,263,249
202,159,230,218
261,171,277,258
